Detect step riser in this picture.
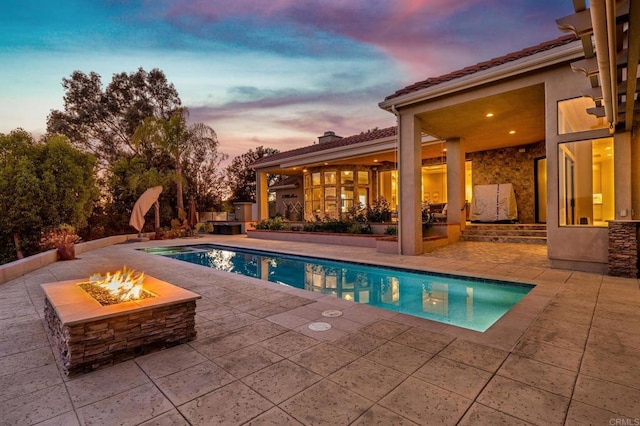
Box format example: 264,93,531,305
460,236,547,244
460,224,547,244
463,231,547,237
465,225,547,231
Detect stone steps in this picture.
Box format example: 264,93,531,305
460,223,547,244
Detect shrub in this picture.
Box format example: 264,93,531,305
255,217,286,230
366,197,392,222
384,225,397,236
39,224,81,249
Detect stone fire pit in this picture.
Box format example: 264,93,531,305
42,274,200,376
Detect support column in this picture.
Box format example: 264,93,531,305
614,131,632,219
256,170,269,221
446,138,466,229
398,114,423,255
633,129,640,220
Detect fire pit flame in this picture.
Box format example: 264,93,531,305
83,267,154,305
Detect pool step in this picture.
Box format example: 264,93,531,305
460,224,547,244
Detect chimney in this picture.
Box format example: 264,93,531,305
318,131,342,144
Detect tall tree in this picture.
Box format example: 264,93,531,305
182,122,228,211
225,146,280,202
47,68,181,166
0,130,97,263
133,108,225,214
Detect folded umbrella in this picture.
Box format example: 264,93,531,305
129,186,163,232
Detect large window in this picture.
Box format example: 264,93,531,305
379,171,397,210
304,169,371,219
558,137,614,226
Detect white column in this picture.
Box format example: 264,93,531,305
446,138,466,229
256,170,269,220
398,114,423,255
614,131,632,219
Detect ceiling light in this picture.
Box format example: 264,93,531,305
486,113,494,118
442,148,447,152
324,162,328,165
373,159,378,163
509,130,516,135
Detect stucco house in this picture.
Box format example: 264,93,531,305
254,1,639,274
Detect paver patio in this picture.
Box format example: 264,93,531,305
1,235,639,425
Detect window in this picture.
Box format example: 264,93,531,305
324,171,336,185
558,137,614,226
325,187,337,216
312,187,323,213
357,171,369,185
357,188,368,209
378,171,397,210
558,97,608,134
304,189,311,219
341,171,354,185
341,187,354,212
312,172,321,186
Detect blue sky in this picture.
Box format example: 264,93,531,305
0,0,574,159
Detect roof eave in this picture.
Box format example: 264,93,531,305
269,183,298,190
253,136,398,170
379,40,585,111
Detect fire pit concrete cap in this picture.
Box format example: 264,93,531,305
41,275,201,326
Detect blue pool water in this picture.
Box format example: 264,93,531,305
141,244,533,332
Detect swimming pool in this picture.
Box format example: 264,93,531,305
141,244,533,332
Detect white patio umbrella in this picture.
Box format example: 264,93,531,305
129,186,163,232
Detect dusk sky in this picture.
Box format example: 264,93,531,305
1,0,574,160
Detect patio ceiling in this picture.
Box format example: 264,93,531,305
416,84,546,153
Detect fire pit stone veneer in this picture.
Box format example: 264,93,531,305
42,275,201,376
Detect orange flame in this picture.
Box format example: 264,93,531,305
89,267,146,302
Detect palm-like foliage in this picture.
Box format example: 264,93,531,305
133,108,222,214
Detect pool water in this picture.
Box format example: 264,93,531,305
141,244,533,332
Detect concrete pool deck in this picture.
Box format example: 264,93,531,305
1,235,639,425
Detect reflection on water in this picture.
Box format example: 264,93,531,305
166,245,532,332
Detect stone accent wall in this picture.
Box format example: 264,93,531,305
608,221,640,277
467,141,545,224
44,298,197,376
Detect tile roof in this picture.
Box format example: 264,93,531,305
384,34,579,102
252,126,397,167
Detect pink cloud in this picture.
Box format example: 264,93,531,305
155,0,570,81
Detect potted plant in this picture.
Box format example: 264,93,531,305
40,224,81,260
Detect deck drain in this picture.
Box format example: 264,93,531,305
321,310,343,318
308,322,331,331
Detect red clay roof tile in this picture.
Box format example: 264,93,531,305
252,126,397,167
384,34,578,102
